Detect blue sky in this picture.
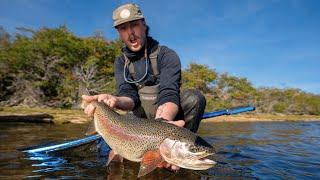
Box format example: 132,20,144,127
1,0,319,94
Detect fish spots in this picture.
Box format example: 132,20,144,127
95,112,140,141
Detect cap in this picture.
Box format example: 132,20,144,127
112,3,144,27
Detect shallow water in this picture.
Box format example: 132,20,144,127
0,121,320,179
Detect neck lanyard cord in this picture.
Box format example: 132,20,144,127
123,44,149,84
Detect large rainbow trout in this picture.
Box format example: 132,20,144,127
82,99,216,177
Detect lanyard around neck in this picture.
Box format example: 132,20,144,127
123,44,149,84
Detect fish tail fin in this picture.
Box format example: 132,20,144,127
79,81,91,96
78,81,91,109
79,82,97,134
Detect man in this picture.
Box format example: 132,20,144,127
82,3,206,170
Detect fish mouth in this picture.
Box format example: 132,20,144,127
159,138,216,170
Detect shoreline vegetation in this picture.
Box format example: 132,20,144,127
1,26,320,117
0,106,319,124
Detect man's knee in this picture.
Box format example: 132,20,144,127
180,89,206,132
181,89,206,110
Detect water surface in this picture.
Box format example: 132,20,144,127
0,121,320,179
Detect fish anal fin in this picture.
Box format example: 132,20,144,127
138,150,164,178
106,150,123,166
85,119,97,136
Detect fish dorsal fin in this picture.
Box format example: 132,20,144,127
79,82,92,109
79,81,91,96
123,113,146,122
138,150,164,178
155,118,167,122
79,82,97,135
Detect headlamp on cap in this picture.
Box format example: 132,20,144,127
112,3,144,27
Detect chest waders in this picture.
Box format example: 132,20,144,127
123,45,206,133
123,46,161,119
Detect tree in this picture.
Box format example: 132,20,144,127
182,63,217,93
1,25,320,115
0,26,11,50
211,73,257,110
0,26,122,108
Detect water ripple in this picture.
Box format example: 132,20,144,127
1,122,320,179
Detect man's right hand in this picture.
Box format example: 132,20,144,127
82,94,119,117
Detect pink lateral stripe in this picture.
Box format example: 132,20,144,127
97,114,140,141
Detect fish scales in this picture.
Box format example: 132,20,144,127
92,101,198,161
83,98,216,177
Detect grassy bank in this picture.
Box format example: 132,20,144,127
1,106,320,124
203,113,320,123
0,106,89,124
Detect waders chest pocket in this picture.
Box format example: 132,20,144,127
138,84,159,119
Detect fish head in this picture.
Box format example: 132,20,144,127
159,137,216,170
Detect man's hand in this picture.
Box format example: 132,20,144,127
82,94,135,116
155,102,178,121
82,94,118,117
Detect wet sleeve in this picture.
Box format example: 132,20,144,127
114,57,140,108
157,47,181,107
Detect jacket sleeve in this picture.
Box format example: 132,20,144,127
114,57,140,108
157,46,181,107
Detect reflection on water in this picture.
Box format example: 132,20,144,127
0,121,320,179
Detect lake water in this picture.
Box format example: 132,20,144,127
0,121,320,179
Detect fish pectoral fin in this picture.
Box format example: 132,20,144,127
106,150,123,166
138,150,164,178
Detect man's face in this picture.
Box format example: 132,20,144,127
116,20,147,52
